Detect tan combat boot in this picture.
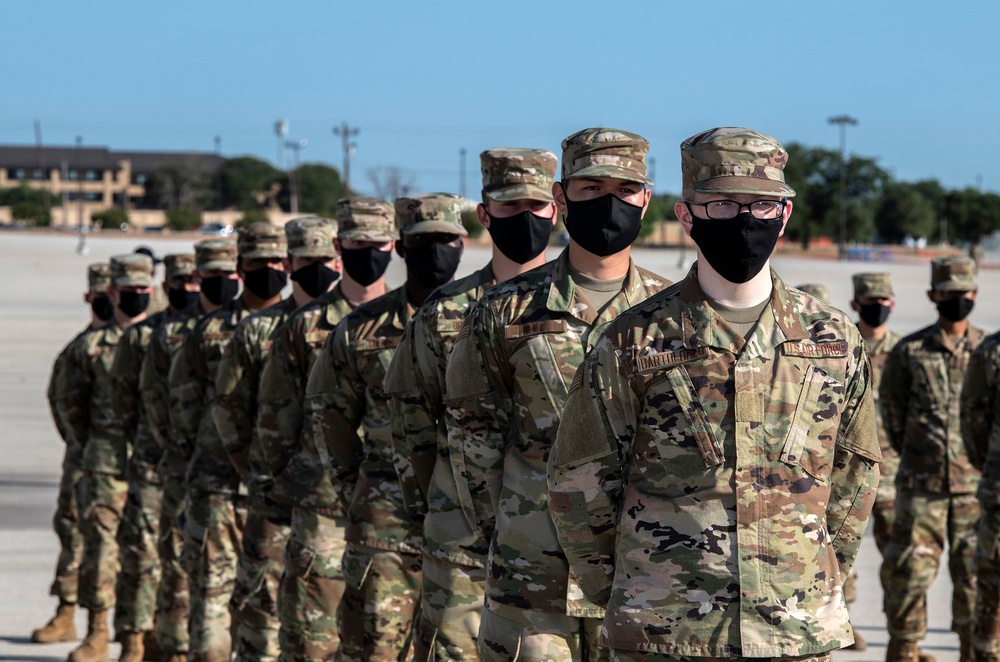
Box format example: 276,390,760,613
30,601,77,643
163,655,187,662
117,631,143,662
140,630,161,661
67,608,109,662
887,639,934,662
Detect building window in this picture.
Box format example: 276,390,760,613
12,168,25,180
135,174,147,185
85,170,99,181
84,192,103,202
68,169,79,181
33,169,44,180
67,192,79,201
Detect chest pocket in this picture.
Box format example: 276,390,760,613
913,353,948,409
512,333,570,435
779,363,842,482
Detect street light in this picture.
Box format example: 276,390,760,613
285,139,308,214
828,114,858,260
75,136,88,255
332,122,360,196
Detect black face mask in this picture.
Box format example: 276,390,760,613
243,267,287,300
858,302,891,328
117,291,149,318
91,296,113,322
689,211,783,284
486,210,552,264
404,242,463,289
201,276,240,306
563,192,644,256
291,261,341,298
341,247,392,286
168,288,200,312
937,296,975,322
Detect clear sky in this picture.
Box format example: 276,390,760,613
3,1,998,198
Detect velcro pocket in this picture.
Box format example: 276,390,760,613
340,546,374,591
663,365,723,468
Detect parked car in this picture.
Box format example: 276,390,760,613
198,223,234,237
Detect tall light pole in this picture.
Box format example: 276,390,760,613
332,122,359,197
828,114,858,259
274,120,288,168
285,139,308,214
75,136,88,255
459,148,467,198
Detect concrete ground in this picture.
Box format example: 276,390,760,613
3,231,996,661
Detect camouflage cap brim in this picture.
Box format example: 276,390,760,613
692,175,796,197
564,164,653,186
403,220,469,237
933,281,978,293
484,183,554,203
199,259,238,272
239,247,288,260
858,286,894,298
338,227,400,242
114,275,154,288
90,283,110,294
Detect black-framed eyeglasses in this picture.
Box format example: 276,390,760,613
684,199,786,220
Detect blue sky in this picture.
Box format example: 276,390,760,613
3,1,998,197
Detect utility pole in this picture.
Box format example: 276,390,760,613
274,120,288,168
649,157,656,186
332,122,360,197
459,148,467,197
33,120,50,214
75,136,88,255
828,115,858,260
214,136,223,212
214,135,222,155
285,139,308,214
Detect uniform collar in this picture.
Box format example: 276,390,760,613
544,249,651,326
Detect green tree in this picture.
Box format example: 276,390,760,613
235,208,269,228
147,158,213,211
461,208,484,240
642,192,680,240
91,207,130,229
12,201,51,226
0,184,61,210
220,156,284,210
165,208,201,231
874,183,937,243
283,163,344,216
941,188,1000,243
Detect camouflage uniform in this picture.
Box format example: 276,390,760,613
443,126,668,662
546,128,880,659
308,197,440,661
168,227,282,662
962,331,1000,662
881,257,984,646
214,221,319,662
383,148,557,662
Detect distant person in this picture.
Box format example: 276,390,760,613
797,282,830,302
881,256,984,662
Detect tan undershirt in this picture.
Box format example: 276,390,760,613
706,295,770,341
569,264,626,314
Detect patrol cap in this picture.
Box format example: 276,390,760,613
561,128,652,185
481,148,557,202
681,127,796,198
194,239,238,272
796,283,830,302
87,263,111,294
853,272,894,299
237,222,287,259
285,217,338,258
110,254,154,288
930,256,977,292
336,197,399,242
395,193,468,236
164,254,196,281
134,245,163,265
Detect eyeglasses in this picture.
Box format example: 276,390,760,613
685,199,786,220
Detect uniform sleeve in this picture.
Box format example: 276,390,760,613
48,344,72,444
168,327,206,465
306,322,362,508
255,326,306,489
213,324,256,483
962,342,999,471
878,346,909,454
110,329,143,453
827,348,881,582
547,334,636,607
140,330,171,451
55,336,92,447
442,303,512,541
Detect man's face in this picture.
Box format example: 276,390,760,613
927,289,977,304
165,274,198,294
291,255,341,272
477,198,557,229
239,256,288,277
553,177,650,215
398,232,463,254
337,238,394,253
676,192,793,237
195,268,239,284
109,283,154,306
850,296,895,313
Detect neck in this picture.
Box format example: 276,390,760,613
341,274,386,306
696,253,772,308
405,277,437,309
198,293,221,314
492,248,548,283
242,290,281,312
292,284,313,308
857,320,887,342
938,316,968,338
89,313,105,328
567,242,630,280
113,310,145,329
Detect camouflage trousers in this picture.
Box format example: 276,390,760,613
79,471,128,611
972,499,1000,661
610,651,832,662
478,608,606,662
183,490,246,662
337,544,422,661
278,508,347,662
49,448,84,603
155,478,190,655
232,497,290,662
884,488,981,640
412,554,485,662
875,496,898,605
114,476,163,634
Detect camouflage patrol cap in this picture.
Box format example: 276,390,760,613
481,148,558,202
110,254,154,288
681,127,796,197
931,256,977,292
395,193,468,236
87,263,111,294
796,283,830,301
237,222,287,259
285,216,338,258
336,197,399,242
561,128,652,185
853,272,894,299
194,239,238,272
163,254,196,281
